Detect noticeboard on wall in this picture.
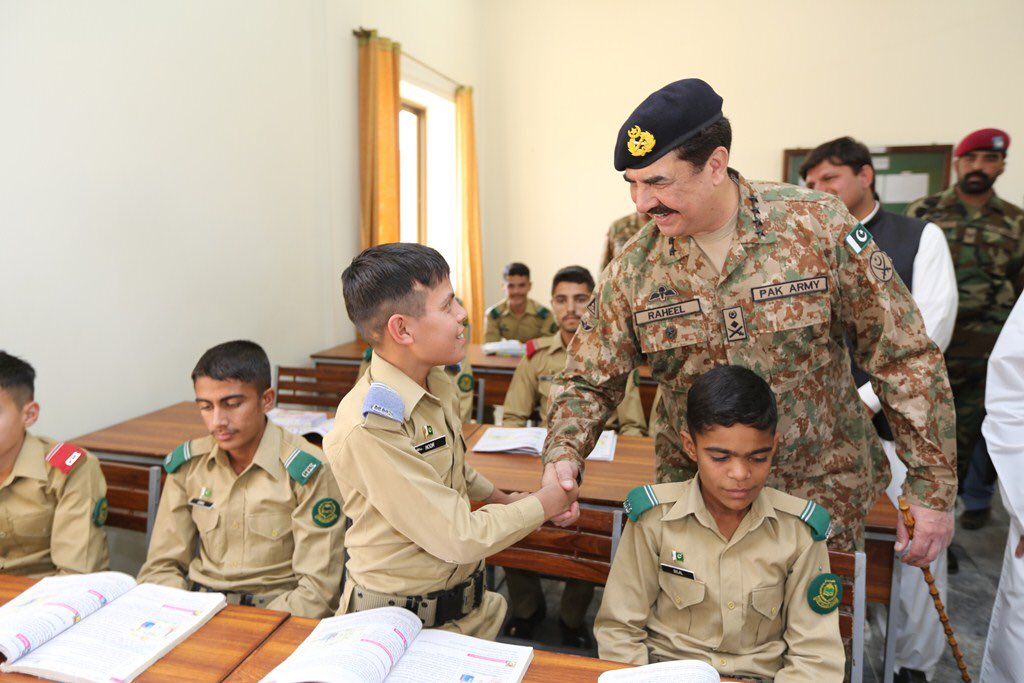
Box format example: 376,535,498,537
782,144,953,214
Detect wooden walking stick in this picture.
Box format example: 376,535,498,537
897,496,971,682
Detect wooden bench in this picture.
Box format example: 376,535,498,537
275,365,357,410
100,461,164,545
479,504,623,585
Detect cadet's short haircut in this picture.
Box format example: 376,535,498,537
551,265,595,294
342,243,450,343
674,117,732,170
0,351,35,407
503,262,530,279
191,340,271,393
687,365,777,437
799,136,879,199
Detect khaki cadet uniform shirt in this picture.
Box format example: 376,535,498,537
596,479,844,681
544,171,956,550
324,352,546,639
137,421,344,618
602,212,650,269
0,434,109,578
484,298,559,343
502,333,647,436
358,347,476,423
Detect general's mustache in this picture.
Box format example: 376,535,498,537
648,204,677,216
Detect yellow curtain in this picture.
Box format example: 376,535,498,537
356,30,401,249
456,86,485,343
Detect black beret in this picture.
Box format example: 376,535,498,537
614,79,723,172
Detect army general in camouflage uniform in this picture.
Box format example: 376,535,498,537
540,79,956,566
906,128,1024,525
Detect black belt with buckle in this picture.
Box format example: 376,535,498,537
190,580,255,607
421,568,485,625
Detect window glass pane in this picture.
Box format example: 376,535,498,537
398,108,420,244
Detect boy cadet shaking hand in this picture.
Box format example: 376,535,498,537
325,243,578,639
595,366,844,681
138,341,345,617
0,351,109,577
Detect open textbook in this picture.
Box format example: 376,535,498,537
0,572,225,683
261,606,533,683
473,427,617,461
597,659,721,682
267,407,336,440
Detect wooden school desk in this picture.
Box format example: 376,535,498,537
0,574,287,683
73,401,208,465
222,615,745,682
310,340,660,415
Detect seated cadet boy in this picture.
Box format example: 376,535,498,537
325,243,578,639
0,351,109,577
503,265,646,437
501,265,646,647
483,262,559,343
137,341,344,617
595,365,844,681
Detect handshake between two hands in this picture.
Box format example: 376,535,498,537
484,461,581,524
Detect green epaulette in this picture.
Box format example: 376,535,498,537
284,448,322,485
623,482,683,522
164,438,207,474
488,306,501,320
765,488,832,542
537,306,550,319
362,347,373,362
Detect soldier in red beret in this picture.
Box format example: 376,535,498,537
907,128,1024,537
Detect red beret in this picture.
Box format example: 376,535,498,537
955,128,1010,157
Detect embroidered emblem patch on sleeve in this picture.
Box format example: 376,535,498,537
312,497,341,528
807,572,843,614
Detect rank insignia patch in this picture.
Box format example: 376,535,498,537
869,251,894,282
807,573,842,614
844,223,874,254
626,125,656,157
93,497,108,527
722,306,747,342
312,497,341,527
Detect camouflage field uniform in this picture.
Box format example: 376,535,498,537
602,212,650,269
906,188,1024,481
542,171,957,550
483,298,559,343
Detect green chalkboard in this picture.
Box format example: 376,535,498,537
783,144,953,214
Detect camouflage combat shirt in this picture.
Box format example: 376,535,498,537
543,171,957,546
602,212,651,269
906,187,1024,360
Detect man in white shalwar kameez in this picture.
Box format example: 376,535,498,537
979,296,1024,682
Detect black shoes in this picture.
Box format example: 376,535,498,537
559,618,594,649
960,507,991,530
894,667,928,683
502,602,546,640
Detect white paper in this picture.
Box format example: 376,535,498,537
473,427,616,461
877,172,929,204
387,629,532,682
267,408,334,437
260,607,423,683
597,659,721,682
481,340,526,357
871,155,891,170
9,583,225,683
0,572,136,663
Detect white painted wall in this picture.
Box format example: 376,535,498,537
476,0,1024,304
0,0,482,437
4,0,1019,437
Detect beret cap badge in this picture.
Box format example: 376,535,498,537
626,125,656,157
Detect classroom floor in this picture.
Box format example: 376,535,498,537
494,493,1009,683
